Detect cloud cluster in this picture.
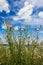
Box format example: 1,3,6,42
38,12,43,18
39,31,43,34
2,24,7,29
31,18,43,25
27,0,43,7
17,1,34,17
0,0,10,13
13,1,43,25
7,0,25,14
1,0,43,28
1,0,43,42
13,1,33,22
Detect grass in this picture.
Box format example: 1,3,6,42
0,22,43,65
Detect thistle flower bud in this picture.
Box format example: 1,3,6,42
2,20,5,23
9,25,14,29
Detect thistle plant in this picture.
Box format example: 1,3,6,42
0,20,43,65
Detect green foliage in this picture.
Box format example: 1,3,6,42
0,22,43,65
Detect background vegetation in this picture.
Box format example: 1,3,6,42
0,21,43,65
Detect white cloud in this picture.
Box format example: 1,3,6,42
17,1,33,17
13,1,33,21
27,0,43,7
38,12,43,18
0,0,10,13
13,16,19,21
14,26,19,30
0,33,8,44
13,1,43,25
17,1,33,16
14,26,25,30
24,16,43,25
2,24,7,29
30,17,43,25
39,31,43,34
24,16,32,25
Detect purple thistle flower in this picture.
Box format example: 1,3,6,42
9,25,14,29
2,20,5,23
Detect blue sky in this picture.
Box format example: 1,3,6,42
0,0,43,43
